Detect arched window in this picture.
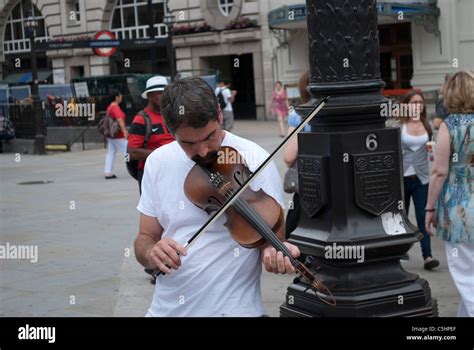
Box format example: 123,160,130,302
3,0,49,54
218,0,234,17
110,0,168,40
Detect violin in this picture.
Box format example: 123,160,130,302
184,146,335,306
152,97,334,306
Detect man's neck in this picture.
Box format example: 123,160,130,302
147,104,160,114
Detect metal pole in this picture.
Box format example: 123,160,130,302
30,35,45,155
147,0,158,74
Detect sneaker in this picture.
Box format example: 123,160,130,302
424,257,440,270
105,174,117,179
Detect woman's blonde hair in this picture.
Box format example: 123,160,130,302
443,69,474,114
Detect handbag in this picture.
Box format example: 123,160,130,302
97,114,120,138
283,163,299,193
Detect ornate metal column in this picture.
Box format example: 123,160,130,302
280,0,437,317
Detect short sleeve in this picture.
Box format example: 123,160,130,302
137,158,158,217
223,88,232,102
128,115,146,148
108,104,125,120
246,148,284,208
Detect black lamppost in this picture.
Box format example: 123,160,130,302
280,0,437,317
163,2,176,80
24,11,45,155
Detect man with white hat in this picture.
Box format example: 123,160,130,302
128,75,175,284
128,76,174,192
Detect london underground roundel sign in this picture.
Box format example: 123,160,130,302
93,31,117,57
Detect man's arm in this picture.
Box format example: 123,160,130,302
134,213,163,268
134,214,187,274
128,147,153,161
127,115,152,160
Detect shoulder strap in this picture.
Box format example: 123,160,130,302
138,110,152,148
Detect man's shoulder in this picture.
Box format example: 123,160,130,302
131,111,147,124
149,141,177,159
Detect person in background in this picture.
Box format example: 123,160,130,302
283,71,311,236
272,81,290,138
104,89,128,179
432,74,452,130
397,91,439,270
128,76,175,193
128,76,175,284
425,69,474,317
215,80,237,132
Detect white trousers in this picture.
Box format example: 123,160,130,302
445,241,474,317
104,138,128,175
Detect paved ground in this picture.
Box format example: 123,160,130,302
0,120,459,317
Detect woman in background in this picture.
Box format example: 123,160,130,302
104,89,128,179
272,81,289,138
283,71,311,236
397,90,439,270
426,69,474,317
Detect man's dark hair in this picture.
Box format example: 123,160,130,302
109,89,121,101
160,77,219,134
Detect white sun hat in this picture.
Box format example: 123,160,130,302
141,76,169,99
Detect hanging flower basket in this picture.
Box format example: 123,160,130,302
224,17,258,30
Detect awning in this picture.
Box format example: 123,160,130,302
268,1,440,35
1,71,52,84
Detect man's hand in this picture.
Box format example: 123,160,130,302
146,237,187,274
262,242,300,274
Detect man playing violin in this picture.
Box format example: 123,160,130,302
134,77,300,317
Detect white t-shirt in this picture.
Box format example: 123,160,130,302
215,87,233,112
137,131,284,317
401,123,428,176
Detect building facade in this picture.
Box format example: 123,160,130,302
1,0,473,121
269,0,474,92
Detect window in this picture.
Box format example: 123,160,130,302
3,0,49,54
218,0,234,16
110,0,167,40
66,0,81,25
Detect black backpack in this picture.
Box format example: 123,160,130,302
217,88,227,110
126,111,152,180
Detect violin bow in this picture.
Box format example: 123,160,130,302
153,96,330,278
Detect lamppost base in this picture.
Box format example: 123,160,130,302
280,260,438,317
